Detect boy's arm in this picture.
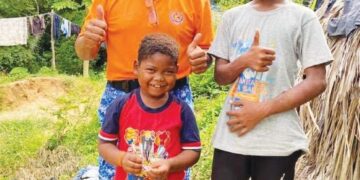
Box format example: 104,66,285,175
266,64,327,115
167,150,200,172
98,93,143,172
98,139,125,167
214,31,275,85
214,57,248,85
227,64,327,136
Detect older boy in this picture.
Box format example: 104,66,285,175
208,0,333,179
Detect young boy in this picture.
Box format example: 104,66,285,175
208,0,333,179
98,34,201,180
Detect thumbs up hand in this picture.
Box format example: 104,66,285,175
241,30,276,72
187,33,211,74
83,5,107,45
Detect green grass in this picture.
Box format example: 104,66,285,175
63,116,99,165
215,0,250,10
192,93,227,179
0,73,11,85
0,118,53,177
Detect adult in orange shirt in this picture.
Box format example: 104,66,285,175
75,0,213,179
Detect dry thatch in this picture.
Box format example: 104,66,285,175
296,0,360,179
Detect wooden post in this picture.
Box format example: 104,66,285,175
50,10,56,70
83,61,89,77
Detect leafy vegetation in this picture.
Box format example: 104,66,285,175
55,37,83,75
0,0,90,23
37,66,58,76
8,67,30,80
192,94,226,179
214,0,250,10
190,66,229,99
0,39,37,73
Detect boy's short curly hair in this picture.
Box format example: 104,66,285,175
138,33,179,63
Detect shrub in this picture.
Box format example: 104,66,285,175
0,46,35,73
214,0,250,10
9,67,29,80
190,65,229,99
55,36,106,75
37,66,58,75
0,36,50,74
55,36,83,75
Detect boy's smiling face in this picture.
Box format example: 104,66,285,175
135,52,178,99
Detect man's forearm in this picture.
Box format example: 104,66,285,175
75,36,100,60
265,74,327,116
167,150,200,172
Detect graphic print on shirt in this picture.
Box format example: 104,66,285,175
229,38,276,103
125,127,170,179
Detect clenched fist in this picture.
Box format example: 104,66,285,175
83,5,107,46
187,33,211,74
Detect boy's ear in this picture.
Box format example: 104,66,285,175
133,60,139,75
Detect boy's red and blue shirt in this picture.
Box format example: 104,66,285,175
99,89,201,180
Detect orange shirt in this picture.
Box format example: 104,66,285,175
81,0,213,80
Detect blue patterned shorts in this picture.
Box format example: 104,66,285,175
98,82,194,180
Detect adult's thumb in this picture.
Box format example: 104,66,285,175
189,33,202,49
96,5,105,20
252,30,260,47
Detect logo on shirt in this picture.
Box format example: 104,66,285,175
169,11,184,25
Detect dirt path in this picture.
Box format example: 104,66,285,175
0,77,67,121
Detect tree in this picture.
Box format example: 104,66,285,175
0,0,91,18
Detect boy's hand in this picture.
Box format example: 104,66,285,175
147,159,171,180
121,152,143,174
226,99,271,136
187,33,210,74
83,5,107,46
242,30,276,72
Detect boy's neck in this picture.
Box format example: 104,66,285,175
251,0,286,11
139,90,169,109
